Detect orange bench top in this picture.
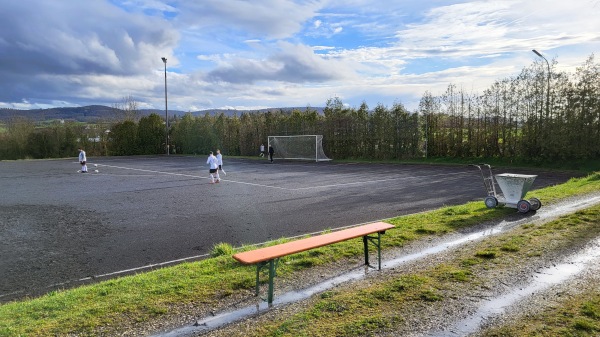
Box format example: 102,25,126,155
232,221,395,264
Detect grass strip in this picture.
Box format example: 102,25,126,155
0,172,598,336
479,291,600,336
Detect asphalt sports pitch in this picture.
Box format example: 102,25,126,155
0,155,581,302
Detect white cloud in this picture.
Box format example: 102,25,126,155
203,42,356,84
177,0,326,40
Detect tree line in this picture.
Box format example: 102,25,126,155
1,54,598,163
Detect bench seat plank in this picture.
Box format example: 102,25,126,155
233,221,394,264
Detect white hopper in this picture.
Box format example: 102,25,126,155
494,173,537,207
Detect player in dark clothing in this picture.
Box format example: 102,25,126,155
268,145,274,163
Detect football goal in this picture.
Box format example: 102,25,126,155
268,135,331,162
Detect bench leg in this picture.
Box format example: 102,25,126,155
268,259,276,304
363,232,384,270
377,232,382,270
255,263,262,297
255,259,279,305
363,235,370,266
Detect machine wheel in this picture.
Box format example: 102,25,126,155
484,196,498,208
529,198,541,211
517,200,531,213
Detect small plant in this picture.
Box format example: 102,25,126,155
390,275,427,292
342,316,392,336
315,300,348,313
320,291,336,299
572,318,598,332
210,242,234,257
460,258,479,267
500,242,520,252
371,288,395,301
582,301,600,319
415,227,437,235
443,206,470,216
500,236,526,252
475,249,497,259
419,289,442,302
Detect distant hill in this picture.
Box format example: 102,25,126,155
0,105,325,122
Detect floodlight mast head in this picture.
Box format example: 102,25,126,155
532,49,551,118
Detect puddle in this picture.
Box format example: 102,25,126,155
428,236,600,336
151,195,600,337
153,266,376,337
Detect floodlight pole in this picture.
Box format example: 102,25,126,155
424,112,428,159
532,49,550,119
161,57,169,155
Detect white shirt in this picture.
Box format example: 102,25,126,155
216,153,223,165
79,150,86,162
207,154,219,169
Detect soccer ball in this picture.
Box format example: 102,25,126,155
94,170,99,173
94,164,98,167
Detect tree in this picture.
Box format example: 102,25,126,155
138,113,165,154
351,101,370,158
4,117,35,159
108,120,138,155
370,103,393,159
112,95,140,122
418,91,441,158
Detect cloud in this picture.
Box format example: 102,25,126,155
204,42,355,84
177,0,325,40
392,0,600,58
0,0,178,104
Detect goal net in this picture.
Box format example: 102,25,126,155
268,135,331,162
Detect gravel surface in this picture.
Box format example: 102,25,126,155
137,192,600,337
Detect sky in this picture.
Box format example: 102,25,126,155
1,0,599,112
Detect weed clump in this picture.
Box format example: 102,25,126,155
211,242,234,257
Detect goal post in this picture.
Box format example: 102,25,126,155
267,135,331,162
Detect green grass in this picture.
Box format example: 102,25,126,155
0,171,598,336
480,292,600,336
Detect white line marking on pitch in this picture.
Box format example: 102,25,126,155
291,171,470,190
94,163,294,190
95,164,201,179
0,253,212,299
90,253,211,279
92,163,471,191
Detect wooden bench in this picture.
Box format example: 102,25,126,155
232,221,395,304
